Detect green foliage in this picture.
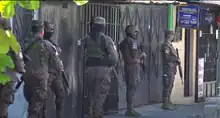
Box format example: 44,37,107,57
0,73,10,85
73,0,88,6
18,1,40,10
0,1,40,84
0,54,14,71
0,29,10,54
1,1,16,19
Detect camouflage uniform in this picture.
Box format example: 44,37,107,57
161,30,180,110
84,17,118,118
0,16,26,117
120,25,146,117
44,21,65,118
22,20,63,118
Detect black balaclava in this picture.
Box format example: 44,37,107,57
44,21,54,39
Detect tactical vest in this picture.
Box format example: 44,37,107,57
85,33,108,66
25,38,49,77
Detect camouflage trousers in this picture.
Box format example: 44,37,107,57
23,74,48,118
162,72,175,102
42,74,65,118
0,81,15,117
124,64,141,111
85,66,111,118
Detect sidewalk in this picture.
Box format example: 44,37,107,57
106,103,204,118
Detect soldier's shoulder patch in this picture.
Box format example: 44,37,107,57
165,49,169,54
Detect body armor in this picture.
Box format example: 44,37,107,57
86,34,107,59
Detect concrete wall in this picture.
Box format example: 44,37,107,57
171,5,197,104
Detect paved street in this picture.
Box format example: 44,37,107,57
106,103,204,118
8,83,204,118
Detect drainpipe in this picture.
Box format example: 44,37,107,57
168,4,173,31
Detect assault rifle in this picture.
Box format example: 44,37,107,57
140,44,147,73
47,39,70,91
176,48,183,84
62,71,70,91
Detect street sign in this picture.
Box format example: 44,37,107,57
200,9,214,25
177,5,200,29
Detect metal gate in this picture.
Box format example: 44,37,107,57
197,7,218,99
13,5,34,46
37,2,168,118
78,3,168,116
198,24,217,97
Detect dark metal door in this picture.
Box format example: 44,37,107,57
78,3,121,116
118,4,168,108
78,3,168,114
197,21,217,98
195,6,220,101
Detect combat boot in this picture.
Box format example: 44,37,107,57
168,96,177,109
161,97,175,110
125,109,141,117
88,106,93,118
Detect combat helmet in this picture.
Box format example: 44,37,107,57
164,29,175,42
32,20,44,33
90,16,106,25
44,21,54,33
164,29,174,36
125,25,139,36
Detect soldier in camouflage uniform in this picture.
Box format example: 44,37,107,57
120,25,146,117
161,30,180,110
83,17,118,118
44,21,65,118
22,20,64,118
0,15,26,117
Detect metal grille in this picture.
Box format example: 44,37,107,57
13,4,34,46
79,3,121,42
79,3,168,112
119,5,167,105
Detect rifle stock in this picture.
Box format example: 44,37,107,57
176,48,183,84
